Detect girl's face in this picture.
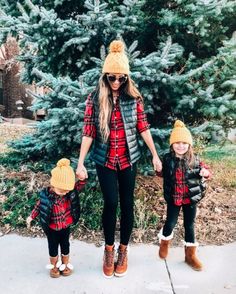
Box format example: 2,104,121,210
172,142,189,157
106,73,127,92
53,187,70,196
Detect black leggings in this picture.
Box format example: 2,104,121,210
96,163,137,246
163,203,197,243
46,227,70,257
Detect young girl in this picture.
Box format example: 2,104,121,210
157,120,210,271
26,158,86,278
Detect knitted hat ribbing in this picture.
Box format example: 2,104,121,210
50,158,75,191
102,40,130,74
169,120,193,146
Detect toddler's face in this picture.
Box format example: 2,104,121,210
172,142,189,157
53,187,70,196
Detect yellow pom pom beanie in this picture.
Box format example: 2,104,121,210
169,120,193,146
50,158,75,191
102,40,130,74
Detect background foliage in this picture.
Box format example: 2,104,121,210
0,0,235,163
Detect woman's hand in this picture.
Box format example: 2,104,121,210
26,216,32,229
76,163,88,180
152,155,162,173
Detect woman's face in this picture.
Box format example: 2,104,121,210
172,142,189,157
106,73,127,92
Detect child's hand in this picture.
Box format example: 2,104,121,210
199,168,210,178
26,216,33,229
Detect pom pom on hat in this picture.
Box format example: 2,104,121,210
169,120,193,146
102,40,129,75
56,158,70,168
109,40,125,53
50,158,75,191
173,120,185,128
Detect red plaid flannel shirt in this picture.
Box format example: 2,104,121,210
30,181,86,231
82,94,149,170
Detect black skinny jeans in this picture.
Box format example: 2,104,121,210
163,203,197,243
96,163,137,246
46,227,70,257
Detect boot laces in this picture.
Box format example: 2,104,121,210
104,249,114,267
117,249,127,266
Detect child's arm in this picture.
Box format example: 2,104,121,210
26,200,40,228
75,179,87,192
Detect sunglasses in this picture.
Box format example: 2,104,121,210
106,74,127,84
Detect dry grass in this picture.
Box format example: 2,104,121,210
0,123,33,153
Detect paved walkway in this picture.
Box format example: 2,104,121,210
0,234,235,294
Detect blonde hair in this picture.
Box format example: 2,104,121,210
98,74,142,142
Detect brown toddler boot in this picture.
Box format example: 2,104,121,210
103,244,115,278
184,242,203,271
114,244,128,277
48,256,61,278
158,228,173,259
60,254,73,276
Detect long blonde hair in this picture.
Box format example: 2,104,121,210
98,73,142,142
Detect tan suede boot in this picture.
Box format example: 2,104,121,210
184,243,203,271
60,254,73,276
159,240,171,259
158,228,173,259
115,244,128,277
103,245,115,278
48,256,61,278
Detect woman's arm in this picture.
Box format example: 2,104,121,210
76,136,93,179
140,129,162,172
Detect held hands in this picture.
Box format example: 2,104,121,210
152,155,162,173
76,163,88,180
199,167,210,178
26,216,32,229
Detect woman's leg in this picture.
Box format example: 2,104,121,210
96,164,119,245
96,164,119,278
114,164,136,277
117,163,137,245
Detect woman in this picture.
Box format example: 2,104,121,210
76,40,162,278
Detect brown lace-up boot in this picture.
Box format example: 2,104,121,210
114,244,128,277
184,242,203,271
103,244,115,278
48,256,60,278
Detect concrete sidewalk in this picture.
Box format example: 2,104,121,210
0,234,235,294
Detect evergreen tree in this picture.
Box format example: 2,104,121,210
0,0,235,163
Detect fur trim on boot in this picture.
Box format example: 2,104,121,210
60,254,73,276
184,242,203,271
47,256,61,278
158,228,173,259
